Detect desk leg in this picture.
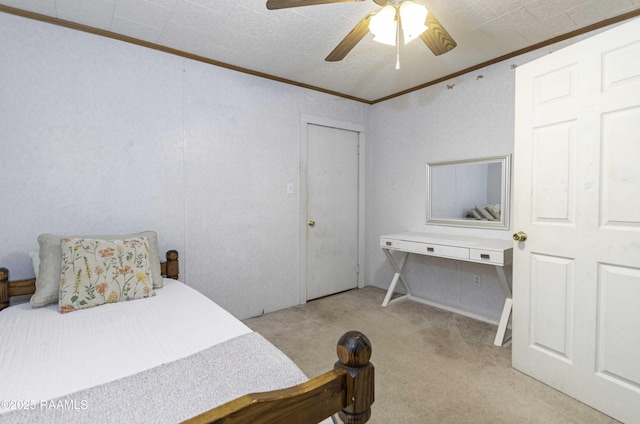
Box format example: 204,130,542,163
382,249,410,307
494,266,512,346
494,298,513,346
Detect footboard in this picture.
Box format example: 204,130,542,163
184,331,375,424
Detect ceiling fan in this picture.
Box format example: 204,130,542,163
265,0,457,62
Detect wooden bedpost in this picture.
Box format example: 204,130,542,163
0,267,9,310
163,250,179,280
334,331,375,424
0,269,36,311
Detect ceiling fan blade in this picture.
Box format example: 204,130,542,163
420,12,457,56
325,13,375,62
266,0,365,10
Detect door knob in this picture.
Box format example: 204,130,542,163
513,231,528,242
308,220,316,227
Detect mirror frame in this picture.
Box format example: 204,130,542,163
426,154,511,229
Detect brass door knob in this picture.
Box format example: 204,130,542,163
513,231,528,242
308,220,316,227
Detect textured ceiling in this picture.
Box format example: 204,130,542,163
2,0,640,102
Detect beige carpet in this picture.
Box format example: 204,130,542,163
243,286,618,424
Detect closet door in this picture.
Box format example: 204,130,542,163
305,123,359,300
512,17,640,423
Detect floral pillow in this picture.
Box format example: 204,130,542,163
59,238,156,314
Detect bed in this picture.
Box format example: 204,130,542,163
0,232,374,423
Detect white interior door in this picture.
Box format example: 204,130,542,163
512,18,640,423
306,123,359,300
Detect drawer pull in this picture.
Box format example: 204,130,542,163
427,247,434,252
480,254,490,260
386,241,392,246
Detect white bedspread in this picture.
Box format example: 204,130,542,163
2,332,317,424
0,279,252,413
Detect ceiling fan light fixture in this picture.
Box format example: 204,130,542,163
369,5,397,46
269,0,457,64
369,1,428,47
399,1,428,44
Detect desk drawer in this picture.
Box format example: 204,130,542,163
403,241,469,259
380,238,402,249
470,249,504,265
381,238,470,260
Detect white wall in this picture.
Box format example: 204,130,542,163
365,56,539,323
1,9,618,323
0,12,186,273
0,12,367,319
363,33,612,321
183,61,366,318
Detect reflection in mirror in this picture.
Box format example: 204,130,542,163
426,155,511,229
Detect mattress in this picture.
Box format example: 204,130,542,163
0,279,252,414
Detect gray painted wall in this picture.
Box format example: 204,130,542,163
0,10,616,322
363,24,608,322
365,63,519,322
0,12,367,319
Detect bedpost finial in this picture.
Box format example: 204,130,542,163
335,331,374,424
166,250,178,261
164,250,179,280
337,330,372,367
0,267,8,283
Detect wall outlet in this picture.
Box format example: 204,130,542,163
473,275,482,286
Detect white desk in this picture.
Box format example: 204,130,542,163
380,232,513,346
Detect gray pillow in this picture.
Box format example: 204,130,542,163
31,230,163,308
475,205,495,221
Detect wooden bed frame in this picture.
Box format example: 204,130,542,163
0,250,375,424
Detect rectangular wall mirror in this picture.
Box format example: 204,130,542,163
426,155,511,229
